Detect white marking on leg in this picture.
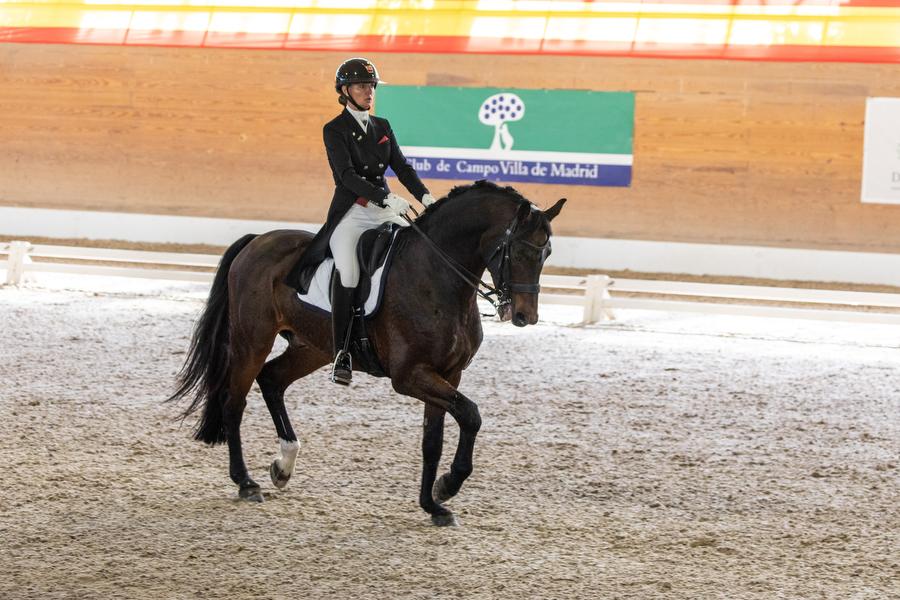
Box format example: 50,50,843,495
275,438,300,475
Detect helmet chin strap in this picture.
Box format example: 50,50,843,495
341,85,370,112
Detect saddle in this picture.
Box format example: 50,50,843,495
292,223,399,297
355,223,400,305
292,223,405,378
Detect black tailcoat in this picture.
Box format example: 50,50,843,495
293,110,429,278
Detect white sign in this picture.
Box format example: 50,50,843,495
861,97,900,205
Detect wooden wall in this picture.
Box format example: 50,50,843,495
2,43,899,253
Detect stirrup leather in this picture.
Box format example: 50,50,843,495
331,350,352,385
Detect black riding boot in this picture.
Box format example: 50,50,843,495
330,275,356,385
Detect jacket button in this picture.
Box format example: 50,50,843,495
376,175,382,180
378,163,384,168
363,165,368,170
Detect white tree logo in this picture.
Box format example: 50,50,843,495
479,93,525,152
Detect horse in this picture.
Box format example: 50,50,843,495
167,180,566,526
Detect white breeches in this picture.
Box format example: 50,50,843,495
329,202,407,287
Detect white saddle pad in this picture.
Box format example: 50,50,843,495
296,250,396,317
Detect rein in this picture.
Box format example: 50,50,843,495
401,202,550,316
401,211,508,315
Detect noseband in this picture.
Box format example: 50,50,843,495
403,204,551,315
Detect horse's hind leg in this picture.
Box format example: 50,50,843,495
256,343,329,489
224,349,271,502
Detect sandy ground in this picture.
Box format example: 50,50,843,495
0,277,898,600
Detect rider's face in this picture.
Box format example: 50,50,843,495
345,82,375,110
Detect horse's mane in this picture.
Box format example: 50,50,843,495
446,179,529,204
415,180,532,228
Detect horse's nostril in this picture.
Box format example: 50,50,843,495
513,312,527,327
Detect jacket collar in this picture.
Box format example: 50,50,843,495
341,108,368,136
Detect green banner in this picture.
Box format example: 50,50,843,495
377,86,634,186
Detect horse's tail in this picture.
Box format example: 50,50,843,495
166,233,258,445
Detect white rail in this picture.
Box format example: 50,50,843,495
611,278,900,309
4,241,900,325
19,244,220,268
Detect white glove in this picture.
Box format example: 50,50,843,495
383,193,410,216
421,193,437,208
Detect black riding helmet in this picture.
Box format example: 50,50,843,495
335,58,382,109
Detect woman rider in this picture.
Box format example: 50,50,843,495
301,58,436,385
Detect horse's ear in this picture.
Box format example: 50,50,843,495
516,201,532,223
544,198,567,222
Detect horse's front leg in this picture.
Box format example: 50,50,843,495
419,403,448,521
397,367,481,526
432,390,481,507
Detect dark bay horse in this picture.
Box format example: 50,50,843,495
168,180,565,525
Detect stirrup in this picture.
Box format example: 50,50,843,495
331,351,352,385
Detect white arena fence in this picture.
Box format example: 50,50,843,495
4,240,900,325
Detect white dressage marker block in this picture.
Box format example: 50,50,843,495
4,241,33,286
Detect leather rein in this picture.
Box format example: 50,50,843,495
401,205,551,316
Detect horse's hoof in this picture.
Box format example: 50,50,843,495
270,460,291,490
431,512,460,527
432,473,455,504
239,485,264,503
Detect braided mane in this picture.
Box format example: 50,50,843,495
446,180,528,203
415,180,531,227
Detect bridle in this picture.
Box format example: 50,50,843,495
484,211,551,298
402,204,551,315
